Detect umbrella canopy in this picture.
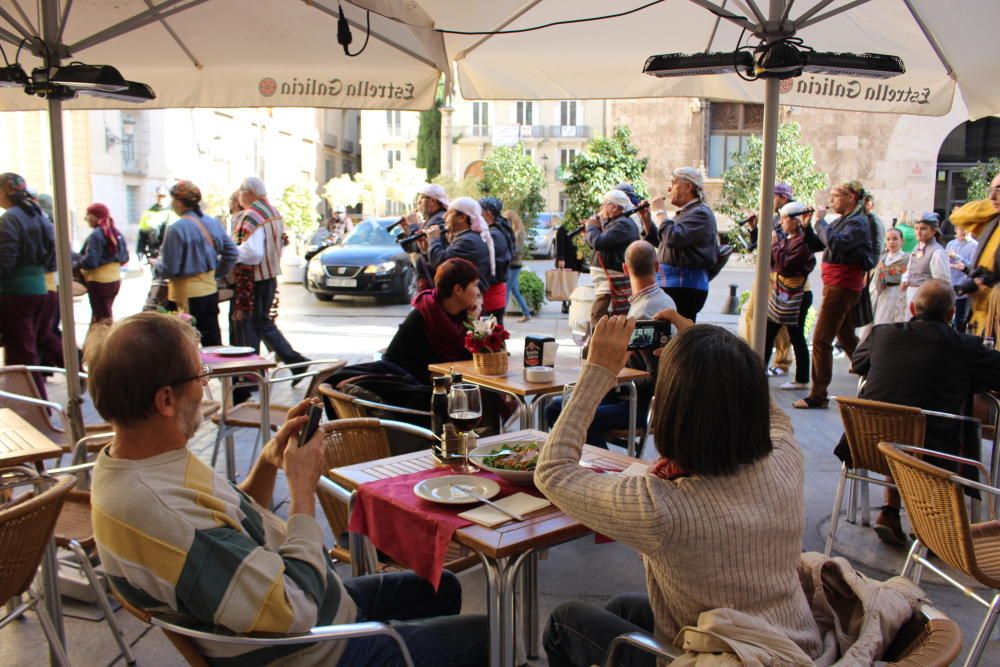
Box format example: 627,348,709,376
0,0,447,110
417,0,998,121
360,0,1000,357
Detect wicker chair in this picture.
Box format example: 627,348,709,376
110,587,415,667
318,384,432,421
826,397,927,556
0,365,111,463
210,359,345,481
599,603,960,666
0,468,76,667
880,441,1000,666
316,418,478,573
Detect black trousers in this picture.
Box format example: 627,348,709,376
764,290,813,384
663,286,708,322
230,277,302,362
188,292,221,346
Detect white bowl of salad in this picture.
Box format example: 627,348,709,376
469,440,541,485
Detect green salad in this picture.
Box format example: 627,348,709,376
484,441,541,471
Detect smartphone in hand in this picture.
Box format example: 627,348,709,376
298,404,323,447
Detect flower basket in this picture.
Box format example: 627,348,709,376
473,350,508,375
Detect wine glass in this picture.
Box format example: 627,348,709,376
570,320,591,361
448,383,482,474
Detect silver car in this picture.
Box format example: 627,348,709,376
529,212,562,258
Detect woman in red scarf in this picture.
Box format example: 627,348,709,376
383,258,479,384
74,203,128,323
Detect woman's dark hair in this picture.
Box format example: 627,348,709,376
434,258,479,298
885,227,902,240
651,325,772,476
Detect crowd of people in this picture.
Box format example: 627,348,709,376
4,164,1000,666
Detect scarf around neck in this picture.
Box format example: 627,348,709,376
412,288,470,362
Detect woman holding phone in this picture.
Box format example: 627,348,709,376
537,314,822,667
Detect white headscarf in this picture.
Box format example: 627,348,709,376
449,196,495,278
602,189,632,212
418,183,450,208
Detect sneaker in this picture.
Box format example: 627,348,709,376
517,315,531,323
766,367,787,377
779,381,808,390
874,506,908,546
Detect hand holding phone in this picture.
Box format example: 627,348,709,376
298,404,323,447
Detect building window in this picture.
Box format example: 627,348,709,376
386,150,401,169
559,100,577,127
343,159,353,175
558,192,570,213
559,149,576,167
325,159,334,181
385,199,406,215
523,148,533,160
125,185,140,226
386,110,401,136
707,102,763,178
516,101,533,126
472,102,489,136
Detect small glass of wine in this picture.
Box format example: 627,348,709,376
448,383,482,474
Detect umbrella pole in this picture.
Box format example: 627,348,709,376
749,0,784,359
42,2,86,446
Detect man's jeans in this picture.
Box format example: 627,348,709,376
544,593,656,667
337,571,487,667
544,395,649,453
809,284,861,401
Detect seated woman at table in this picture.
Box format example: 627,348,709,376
383,258,478,384
536,314,822,667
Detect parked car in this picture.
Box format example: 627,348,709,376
529,212,562,258
304,217,416,303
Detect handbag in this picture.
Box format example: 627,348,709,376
595,252,632,315
545,268,579,301
852,273,875,326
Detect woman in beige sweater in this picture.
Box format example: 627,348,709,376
536,314,822,667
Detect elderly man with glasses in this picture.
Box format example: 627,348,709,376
585,189,641,328
87,312,487,667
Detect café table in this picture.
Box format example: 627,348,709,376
0,408,72,664
200,350,276,482
429,359,650,456
327,429,642,667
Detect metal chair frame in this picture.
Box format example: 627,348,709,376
883,443,1000,666
211,359,344,481
827,396,981,556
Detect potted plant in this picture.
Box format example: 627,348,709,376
465,316,510,375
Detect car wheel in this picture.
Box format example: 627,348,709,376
396,266,417,304
314,292,334,302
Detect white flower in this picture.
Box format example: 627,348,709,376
471,315,497,336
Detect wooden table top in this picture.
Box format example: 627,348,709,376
329,429,640,559
428,359,649,397
0,408,64,466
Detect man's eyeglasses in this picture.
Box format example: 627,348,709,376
171,364,211,386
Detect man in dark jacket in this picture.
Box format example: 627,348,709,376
640,167,718,321
426,196,494,295
585,189,639,327
845,279,1000,543
408,183,450,290
793,180,873,409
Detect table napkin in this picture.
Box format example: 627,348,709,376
458,492,552,528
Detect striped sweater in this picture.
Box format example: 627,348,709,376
535,364,823,658
92,447,356,666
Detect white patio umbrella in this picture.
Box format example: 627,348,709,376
362,0,1000,354
0,0,447,445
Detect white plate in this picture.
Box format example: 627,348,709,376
413,475,501,505
469,441,541,486
203,345,256,357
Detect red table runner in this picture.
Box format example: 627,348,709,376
348,467,543,589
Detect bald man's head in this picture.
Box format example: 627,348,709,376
624,240,658,279
911,279,956,322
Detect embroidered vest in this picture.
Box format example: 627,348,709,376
907,239,943,288
235,199,284,282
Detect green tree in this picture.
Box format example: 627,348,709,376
562,126,649,228
962,157,1000,201
277,183,320,252
416,105,441,179
479,144,546,226
431,174,482,201
718,121,828,251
